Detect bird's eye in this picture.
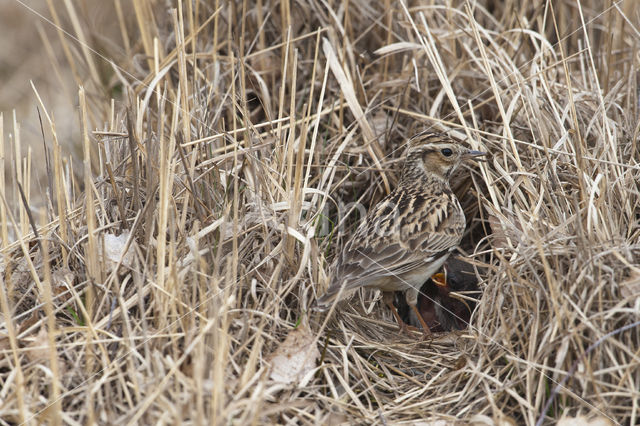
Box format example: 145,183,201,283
441,148,453,157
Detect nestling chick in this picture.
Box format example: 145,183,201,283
406,256,481,332
315,132,485,335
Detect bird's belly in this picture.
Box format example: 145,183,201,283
398,267,434,290
370,255,448,292
369,272,427,292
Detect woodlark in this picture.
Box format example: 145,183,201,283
315,133,485,334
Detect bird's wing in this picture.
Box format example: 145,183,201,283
330,190,465,291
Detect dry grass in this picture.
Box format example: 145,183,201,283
1,0,639,424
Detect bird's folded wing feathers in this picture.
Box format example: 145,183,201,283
331,193,464,291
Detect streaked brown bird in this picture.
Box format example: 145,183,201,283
314,133,485,334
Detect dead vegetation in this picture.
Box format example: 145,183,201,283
1,0,639,424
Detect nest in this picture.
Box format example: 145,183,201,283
1,0,638,424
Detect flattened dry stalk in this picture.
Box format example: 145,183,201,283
0,1,639,425
0,113,6,248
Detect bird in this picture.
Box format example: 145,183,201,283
314,132,485,335
406,256,481,332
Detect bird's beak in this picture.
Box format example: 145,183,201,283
431,272,447,288
463,150,487,161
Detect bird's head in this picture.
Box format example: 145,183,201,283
401,133,486,183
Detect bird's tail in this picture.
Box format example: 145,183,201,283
312,285,349,312
312,291,337,312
